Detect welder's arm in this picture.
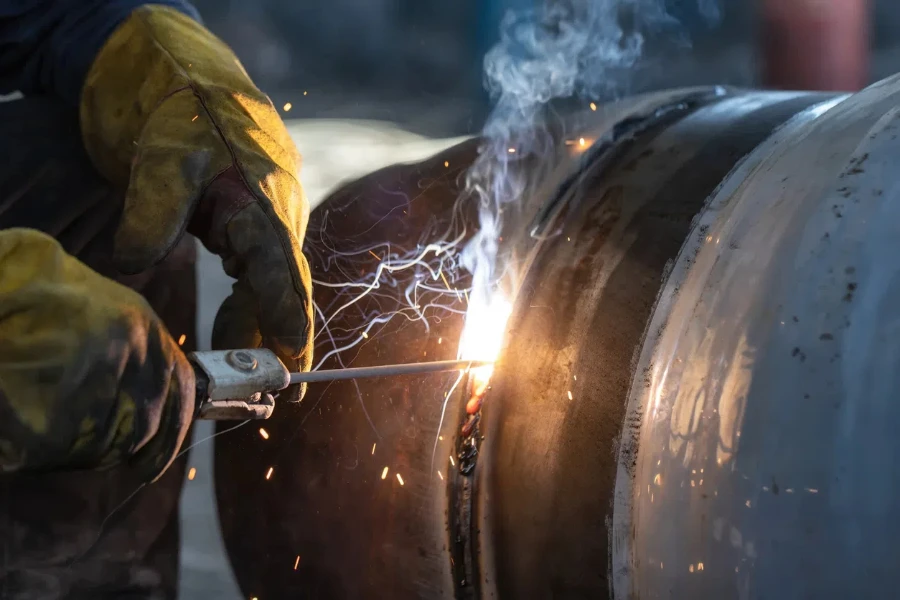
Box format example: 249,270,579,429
0,0,200,102
0,229,194,481
80,6,314,400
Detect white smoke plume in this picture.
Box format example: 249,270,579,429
459,0,720,350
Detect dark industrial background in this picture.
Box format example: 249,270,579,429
191,0,900,136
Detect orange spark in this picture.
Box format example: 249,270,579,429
579,137,586,147
444,161,449,167
590,102,597,111
259,428,269,440
178,334,186,346
439,271,451,290
266,467,274,480
188,467,196,481
191,115,198,122
507,148,516,153
371,443,376,455
283,102,292,112
396,473,405,486
567,390,573,400
381,466,389,480
368,250,381,260
293,555,300,570
449,455,455,466
437,470,444,480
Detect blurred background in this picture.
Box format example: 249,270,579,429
189,0,900,137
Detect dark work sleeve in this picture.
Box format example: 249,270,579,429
0,1,201,105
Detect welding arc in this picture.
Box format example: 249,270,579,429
289,360,492,384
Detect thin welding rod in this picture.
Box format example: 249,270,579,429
289,359,493,384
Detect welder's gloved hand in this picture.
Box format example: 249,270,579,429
80,6,314,401
0,229,194,481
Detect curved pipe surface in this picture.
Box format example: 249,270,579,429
474,90,835,599
209,79,900,599
613,76,900,598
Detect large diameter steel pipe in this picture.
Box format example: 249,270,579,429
214,75,900,599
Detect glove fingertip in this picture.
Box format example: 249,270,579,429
281,382,306,404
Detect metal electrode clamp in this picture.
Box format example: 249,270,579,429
189,348,493,421
189,349,290,420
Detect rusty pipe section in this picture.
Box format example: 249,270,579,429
209,77,900,599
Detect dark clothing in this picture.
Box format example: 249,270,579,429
0,3,201,596
0,94,197,599
0,0,200,104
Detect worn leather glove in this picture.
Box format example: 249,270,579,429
80,5,313,400
0,229,194,481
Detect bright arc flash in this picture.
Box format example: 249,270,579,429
457,293,512,390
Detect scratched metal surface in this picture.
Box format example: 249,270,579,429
614,76,900,597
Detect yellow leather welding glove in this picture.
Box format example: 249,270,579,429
0,229,194,481
80,5,313,400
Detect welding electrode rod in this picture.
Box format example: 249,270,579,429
289,359,493,384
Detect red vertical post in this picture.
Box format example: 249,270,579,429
761,0,870,92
